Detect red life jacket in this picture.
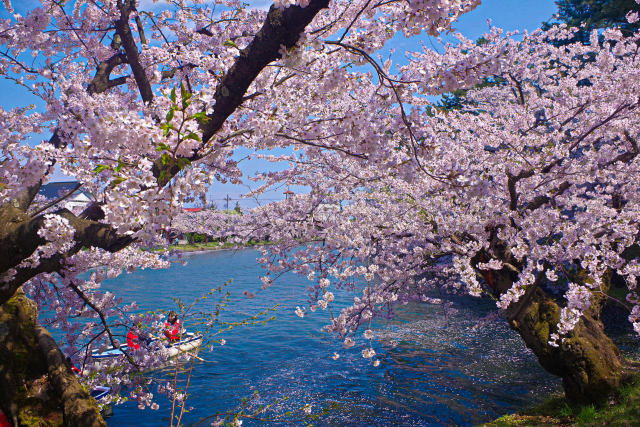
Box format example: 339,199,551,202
71,365,82,376
164,318,181,341
126,330,141,349
0,410,11,427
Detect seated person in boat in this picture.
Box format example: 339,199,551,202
126,330,153,349
66,356,82,375
164,311,181,342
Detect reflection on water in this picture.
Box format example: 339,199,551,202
99,249,635,426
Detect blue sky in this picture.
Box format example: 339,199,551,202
1,0,558,208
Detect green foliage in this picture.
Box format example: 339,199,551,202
576,405,597,423
186,232,206,243
559,403,573,417
543,0,640,43
109,176,126,188
93,164,110,173
156,83,202,180
166,107,175,123
162,239,271,253
113,157,125,173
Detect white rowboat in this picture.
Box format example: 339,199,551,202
90,332,202,360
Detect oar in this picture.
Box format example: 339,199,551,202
183,351,207,362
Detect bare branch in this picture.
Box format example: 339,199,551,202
29,182,82,217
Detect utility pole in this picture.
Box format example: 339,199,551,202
225,194,230,212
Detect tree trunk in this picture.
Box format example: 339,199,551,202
479,262,635,405
0,290,105,426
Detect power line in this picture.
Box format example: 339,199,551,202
207,197,282,201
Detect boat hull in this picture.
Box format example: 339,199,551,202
90,332,203,361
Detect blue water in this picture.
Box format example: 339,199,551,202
101,248,560,426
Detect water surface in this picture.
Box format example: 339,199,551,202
102,248,561,426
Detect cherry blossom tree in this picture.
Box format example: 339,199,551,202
0,0,480,423
236,5,640,407
172,208,243,242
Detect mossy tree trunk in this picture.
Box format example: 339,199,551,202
0,290,105,426
474,251,635,405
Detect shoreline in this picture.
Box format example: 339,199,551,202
166,240,272,255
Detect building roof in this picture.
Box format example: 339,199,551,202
182,207,205,212
39,181,91,200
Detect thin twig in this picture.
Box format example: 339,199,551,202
30,183,83,217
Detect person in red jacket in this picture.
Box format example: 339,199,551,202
0,410,11,427
164,311,181,342
126,330,153,349
66,356,82,376
127,330,141,349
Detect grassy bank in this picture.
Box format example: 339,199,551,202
481,375,640,426
167,240,271,252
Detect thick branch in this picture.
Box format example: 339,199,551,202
506,170,534,211
152,0,329,186
14,180,43,211
200,1,329,143
1,253,69,306
115,0,153,104
0,207,133,304
87,52,128,95
0,290,104,425
522,181,571,212
0,206,131,274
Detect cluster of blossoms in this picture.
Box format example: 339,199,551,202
3,213,76,281
22,245,171,405
219,6,640,359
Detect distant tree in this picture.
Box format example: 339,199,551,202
544,0,640,41
234,201,242,215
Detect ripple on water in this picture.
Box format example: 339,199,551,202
99,249,637,426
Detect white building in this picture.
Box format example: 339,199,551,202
39,181,92,212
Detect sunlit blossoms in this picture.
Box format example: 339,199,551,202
241,15,640,352
2,0,640,419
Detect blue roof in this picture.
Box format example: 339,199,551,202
39,181,91,200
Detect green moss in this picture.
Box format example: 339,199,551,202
1,294,64,426
531,307,550,344
18,396,63,427
524,393,567,416
481,414,564,426
527,300,560,357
